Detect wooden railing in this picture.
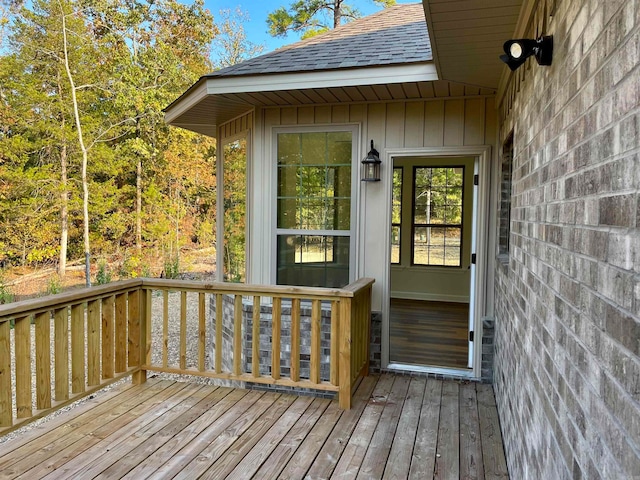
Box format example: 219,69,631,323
0,277,374,435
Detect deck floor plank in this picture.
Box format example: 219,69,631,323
357,375,411,479
43,382,206,480
278,385,375,480
477,384,509,480
0,375,509,480
382,376,427,479
409,377,443,479
330,374,395,478
3,380,187,480
252,397,331,480
435,381,460,480
120,387,246,480
460,383,484,480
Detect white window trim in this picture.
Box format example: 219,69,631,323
271,124,360,286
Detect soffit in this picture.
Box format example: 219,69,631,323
422,0,523,89
166,79,496,137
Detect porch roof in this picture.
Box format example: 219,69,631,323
165,1,523,136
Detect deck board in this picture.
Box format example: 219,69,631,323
0,375,509,480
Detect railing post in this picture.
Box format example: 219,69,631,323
0,320,12,427
133,287,149,385
338,298,352,409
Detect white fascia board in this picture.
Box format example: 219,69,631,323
205,63,438,95
164,82,208,125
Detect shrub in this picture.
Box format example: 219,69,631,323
46,275,62,295
163,255,180,279
96,261,112,285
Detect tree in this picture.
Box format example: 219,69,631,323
212,8,264,68
267,0,395,39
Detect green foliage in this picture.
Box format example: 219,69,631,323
267,0,395,38
163,255,180,279
0,281,14,304
46,275,62,295
96,260,112,285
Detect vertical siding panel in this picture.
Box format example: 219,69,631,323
281,107,297,125
444,99,465,146
263,108,281,129
404,101,425,147
484,97,497,145
314,105,331,124
331,105,349,123
424,100,445,146
464,98,486,145
349,104,367,124
385,102,405,148
298,106,314,124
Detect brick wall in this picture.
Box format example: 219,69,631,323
493,0,640,478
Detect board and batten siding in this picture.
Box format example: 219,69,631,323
235,97,496,310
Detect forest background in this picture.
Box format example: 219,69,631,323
0,0,393,300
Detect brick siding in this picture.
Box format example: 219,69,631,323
493,0,640,478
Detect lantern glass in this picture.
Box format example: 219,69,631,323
361,140,381,182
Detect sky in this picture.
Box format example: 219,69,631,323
205,0,417,53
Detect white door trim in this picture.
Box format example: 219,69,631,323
381,145,492,379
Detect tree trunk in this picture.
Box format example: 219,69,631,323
136,148,142,255
333,0,342,27
59,143,68,278
61,7,91,287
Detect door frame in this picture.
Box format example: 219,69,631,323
381,145,492,379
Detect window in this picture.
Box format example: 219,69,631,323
499,134,513,256
275,129,354,287
223,138,247,282
412,166,463,267
391,167,402,264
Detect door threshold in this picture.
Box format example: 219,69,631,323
386,362,475,379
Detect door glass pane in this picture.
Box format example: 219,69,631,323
391,167,402,265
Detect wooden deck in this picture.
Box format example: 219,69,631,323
0,374,508,479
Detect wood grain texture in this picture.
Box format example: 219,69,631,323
70,305,84,395
0,321,12,426
101,296,115,379
0,375,508,479
15,315,32,418
54,307,69,401
390,298,469,368
35,312,52,410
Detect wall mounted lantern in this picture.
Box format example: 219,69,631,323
500,35,553,71
361,140,381,182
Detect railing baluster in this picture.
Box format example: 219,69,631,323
180,291,187,370
311,299,321,384
102,296,115,379
162,290,169,368
115,294,127,373
15,315,32,418
35,312,51,410
133,288,149,385
128,290,140,371
252,296,260,377
71,305,85,394
87,300,100,387
291,298,300,382
330,301,339,386
54,307,69,401
271,297,281,380
0,320,11,426
198,293,206,372
215,293,223,374
233,295,242,376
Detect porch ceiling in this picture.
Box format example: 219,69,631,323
166,76,496,137
422,0,524,89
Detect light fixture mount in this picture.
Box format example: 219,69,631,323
500,35,553,71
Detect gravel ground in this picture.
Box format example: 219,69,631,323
0,290,218,445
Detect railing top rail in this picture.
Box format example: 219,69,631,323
0,279,142,320
140,278,375,298
0,276,376,322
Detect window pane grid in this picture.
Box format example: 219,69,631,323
412,166,464,267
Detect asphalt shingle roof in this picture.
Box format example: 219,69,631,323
206,3,431,78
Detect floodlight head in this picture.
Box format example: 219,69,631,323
500,36,553,71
